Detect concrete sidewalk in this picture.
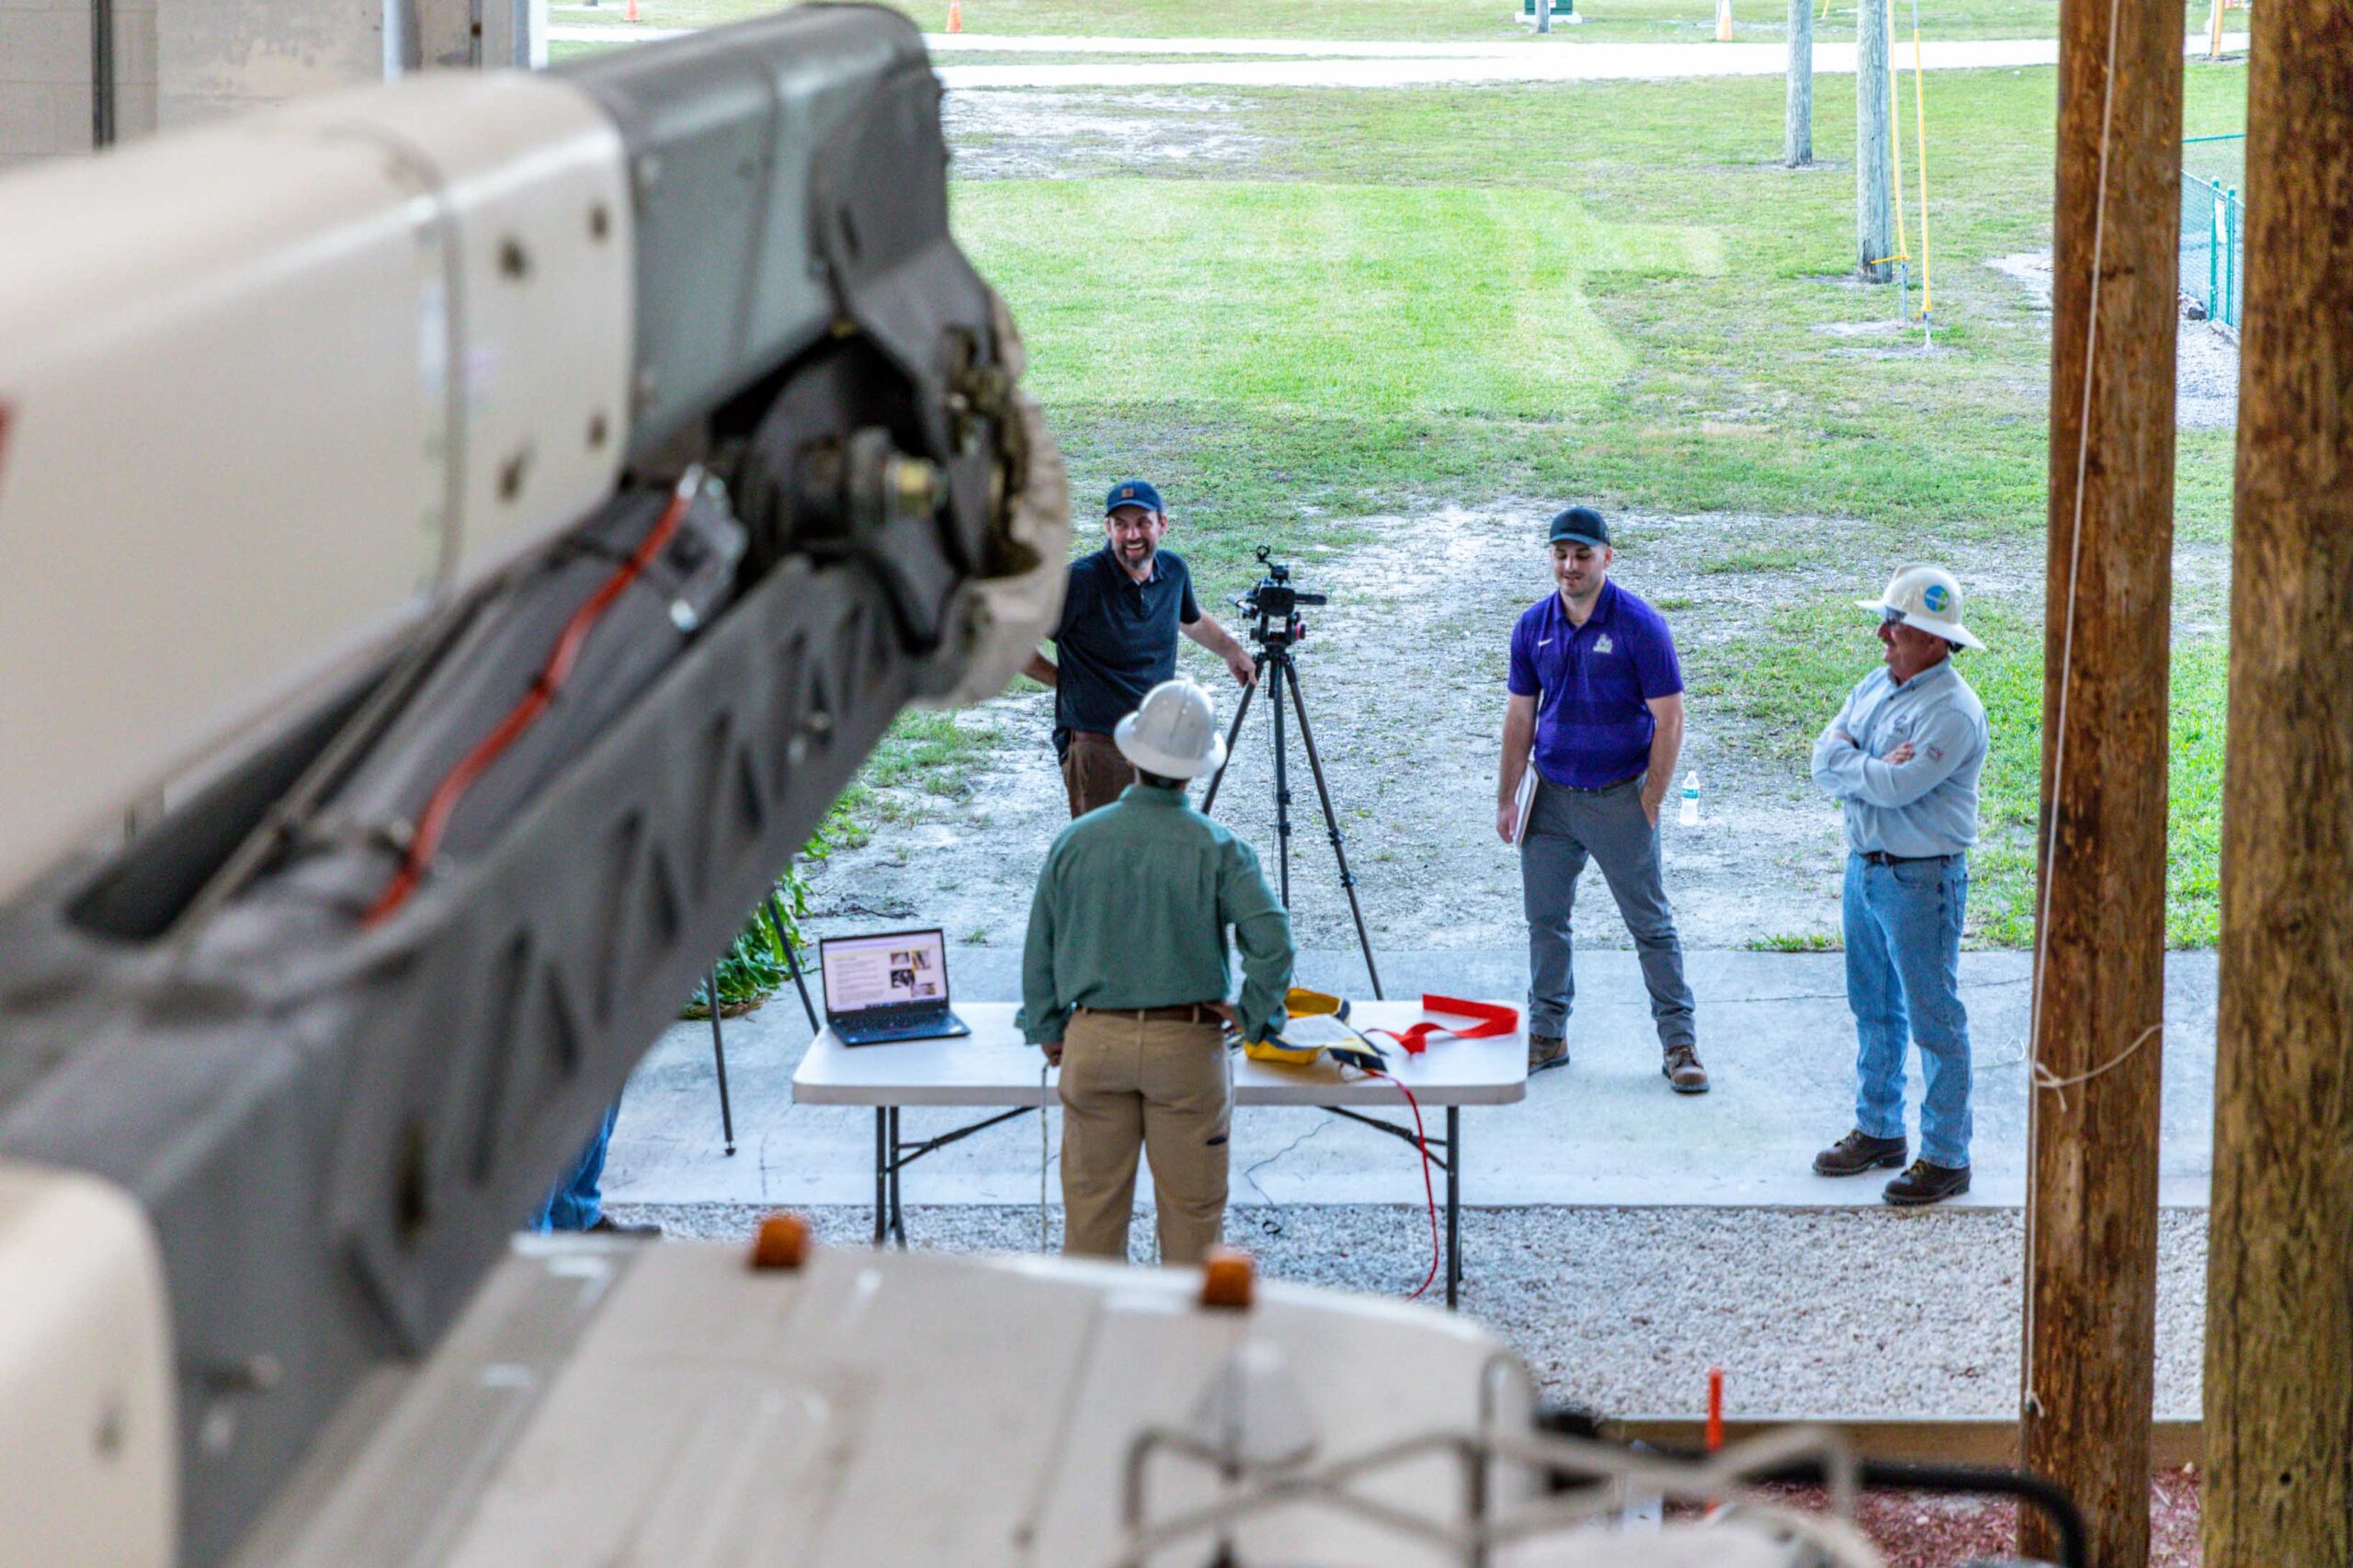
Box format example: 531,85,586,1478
605,946,2216,1212
547,28,2246,85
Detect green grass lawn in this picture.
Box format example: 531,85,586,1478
556,0,2207,44
965,65,2245,537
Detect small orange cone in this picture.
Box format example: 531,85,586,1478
947,0,963,31
624,0,640,19
1714,0,1733,40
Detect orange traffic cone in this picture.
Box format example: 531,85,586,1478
624,0,640,19
947,0,963,30
1714,0,1733,40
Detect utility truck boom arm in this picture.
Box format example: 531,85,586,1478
0,10,1064,1559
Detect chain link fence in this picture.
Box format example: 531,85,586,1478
2180,133,2245,332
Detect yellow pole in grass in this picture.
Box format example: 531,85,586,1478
1910,0,1932,317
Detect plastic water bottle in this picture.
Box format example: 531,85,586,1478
1678,771,1700,826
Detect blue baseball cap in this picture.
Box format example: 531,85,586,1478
1105,479,1165,516
1547,506,1610,548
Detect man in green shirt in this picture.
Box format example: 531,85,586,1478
1020,678,1295,1266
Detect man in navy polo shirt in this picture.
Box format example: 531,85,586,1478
1025,480,1256,817
1495,506,1705,1093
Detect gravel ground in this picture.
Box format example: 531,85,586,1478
1759,1475,2202,1568
605,1201,2207,1422
944,89,1263,179
806,504,2034,951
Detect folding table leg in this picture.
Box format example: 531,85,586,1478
706,969,735,1157
888,1106,907,1249
1446,1108,1462,1310
874,1108,888,1246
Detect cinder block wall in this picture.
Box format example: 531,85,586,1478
2,0,546,168
157,0,384,130
0,1,95,168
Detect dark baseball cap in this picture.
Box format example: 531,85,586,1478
1105,479,1165,515
1547,506,1610,548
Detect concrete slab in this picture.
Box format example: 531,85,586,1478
607,947,2216,1211
542,29,2253,88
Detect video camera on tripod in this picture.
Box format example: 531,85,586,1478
1231,545,1327,647
1204,544,1382,996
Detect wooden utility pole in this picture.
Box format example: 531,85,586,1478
1854,0,1892,279
2017,0,2182,1549
1785,0,1813,166
2203,0,2353,1558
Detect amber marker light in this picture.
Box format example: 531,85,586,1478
749,1212,814,1271
1199,1246,1256,1311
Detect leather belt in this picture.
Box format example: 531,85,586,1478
1552,774,1643,794
1077,1003,1221,1023
1858,849,1957,867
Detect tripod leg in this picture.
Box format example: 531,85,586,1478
1283,664,1385,999
767,892,821,1035
1268,655,1293,906
1199,657,1262,814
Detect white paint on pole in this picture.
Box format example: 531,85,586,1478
1787,0,1814,165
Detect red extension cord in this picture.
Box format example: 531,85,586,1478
1365,1067,1441,1301
362,471,702,926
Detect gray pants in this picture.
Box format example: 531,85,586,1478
1520,775,1696,1049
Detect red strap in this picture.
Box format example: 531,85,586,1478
1382,994,1520,1056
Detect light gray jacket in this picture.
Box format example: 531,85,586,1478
1810,658,1988,858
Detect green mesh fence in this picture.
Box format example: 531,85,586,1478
2180,134,2245,331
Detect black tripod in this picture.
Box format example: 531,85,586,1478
1200,604,1383,1000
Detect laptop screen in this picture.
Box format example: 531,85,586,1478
820,928,949,1017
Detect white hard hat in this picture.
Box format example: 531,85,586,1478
1858,563,1985,652
1115,679,1228,779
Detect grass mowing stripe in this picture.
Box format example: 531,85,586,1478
954,179,1713,421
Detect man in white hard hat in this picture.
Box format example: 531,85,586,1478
1809,565,1990,1207
1019,678,1294,1265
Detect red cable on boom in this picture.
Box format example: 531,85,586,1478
362,471,703,926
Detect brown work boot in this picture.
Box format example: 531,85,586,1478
1813,1129,1907,1177
1661,1044,1709,1095
1528,1032,1569,1074
1882,1158,1971,1207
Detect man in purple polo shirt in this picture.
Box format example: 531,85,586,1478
1495,506,1705,1093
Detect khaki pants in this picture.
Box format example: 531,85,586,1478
1058,1010,1231,1266
1061,730,1131,818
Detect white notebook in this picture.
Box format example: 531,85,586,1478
1511,762,1538,846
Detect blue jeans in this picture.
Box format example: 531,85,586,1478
1843,853,1972,1167
533,1100,620,1232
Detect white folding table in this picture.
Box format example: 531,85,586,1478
790,999,1528,1308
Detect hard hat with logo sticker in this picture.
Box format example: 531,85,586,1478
1116,678,1228,778
1857,564,1985,651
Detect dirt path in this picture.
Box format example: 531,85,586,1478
1989,250,2242,432
805,506,2033,951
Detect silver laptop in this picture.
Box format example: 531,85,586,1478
819,926,972,1046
